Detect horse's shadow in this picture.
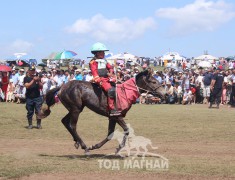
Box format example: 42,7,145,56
39,153,124,160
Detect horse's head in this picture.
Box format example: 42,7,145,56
136,70,166,100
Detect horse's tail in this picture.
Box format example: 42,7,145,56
149,142,158,150
39,87,61,119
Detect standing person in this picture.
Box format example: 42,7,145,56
24,67,43,129
41,73,49,99
1,72,9,101
50,69,58,89
64,70,70,84
209,67,224,109
229,68,235,107
182,69,190,91
17,69,26,102
202,68,213,104
57,70,65,87
89,42,121,116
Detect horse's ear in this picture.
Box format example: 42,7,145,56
136,70,150,81
146,69,152,79
143,70,149,76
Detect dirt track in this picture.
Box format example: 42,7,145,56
0,103,235,179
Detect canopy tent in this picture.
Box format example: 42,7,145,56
28,59,37,66
225,56,235,61
6,59,30,67
106,52,138,65
107,52,137,61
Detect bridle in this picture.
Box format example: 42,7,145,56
116,75,162,96
138,77,162,96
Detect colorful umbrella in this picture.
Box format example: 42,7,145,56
0,65,12,72
55,50,77,59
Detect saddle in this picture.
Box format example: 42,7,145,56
116,78,140,116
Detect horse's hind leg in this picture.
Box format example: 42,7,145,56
88,118,117,150
62,109,89,153
116,117,129,154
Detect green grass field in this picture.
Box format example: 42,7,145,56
0,102,234,179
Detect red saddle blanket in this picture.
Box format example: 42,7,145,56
116,78,140,114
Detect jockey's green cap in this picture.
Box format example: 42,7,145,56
91,42,109,54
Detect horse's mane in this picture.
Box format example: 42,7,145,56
135,70,149,81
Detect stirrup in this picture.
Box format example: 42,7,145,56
109,110,121,116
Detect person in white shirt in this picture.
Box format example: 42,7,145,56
50,70,58,89
174,82,183,104
182,88,192,105
85,70,93,82
41,73,49,98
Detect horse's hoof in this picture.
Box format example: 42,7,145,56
84,149,90,156
74,142,80,149
115,148,121,155
88,145,94,150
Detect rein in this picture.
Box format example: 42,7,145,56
118,77,161,96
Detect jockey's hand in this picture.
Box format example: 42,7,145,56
109,76,117,83
94,77,102,85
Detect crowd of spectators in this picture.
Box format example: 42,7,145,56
0,59,235,108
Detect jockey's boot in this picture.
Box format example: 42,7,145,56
108,97,121,116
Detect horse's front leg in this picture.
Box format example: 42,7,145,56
88,118,117,150
115,117,129,154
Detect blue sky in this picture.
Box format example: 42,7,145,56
0,0,235,61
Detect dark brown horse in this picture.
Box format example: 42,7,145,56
39,70,165,154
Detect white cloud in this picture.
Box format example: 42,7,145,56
65,14,156,42
156,0,235,36
0,39,34,58
10,39,34,52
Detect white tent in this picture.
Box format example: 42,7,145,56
160,52,185,61
194,54,218,64
106,52,137,65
